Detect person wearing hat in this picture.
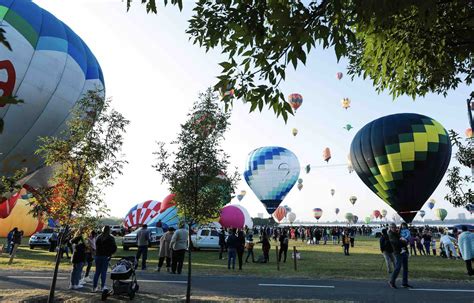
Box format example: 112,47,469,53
157,227,175,272
388,223,413,289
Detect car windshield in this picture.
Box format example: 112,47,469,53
39,229,54,233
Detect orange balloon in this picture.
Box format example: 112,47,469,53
466,128,473,138
272,206,287,223
0,198,44,237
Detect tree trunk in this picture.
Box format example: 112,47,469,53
48,225,68,303
186,224,192,303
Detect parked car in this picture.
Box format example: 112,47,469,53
110,225,125,236
29,228,56,249
370,227,384,238
190,228,222,250
122,226,163,250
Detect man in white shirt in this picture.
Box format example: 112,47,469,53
440,232,458,259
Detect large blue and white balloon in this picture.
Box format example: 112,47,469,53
0,0,104,181
244,146,300,214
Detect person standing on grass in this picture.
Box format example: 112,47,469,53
69,230,86,290
236,230,245,270
278,230,289,263
157,227,174,272
440,231,459,259
422,230,432,256
431,238,437,256
349,228,355,248
380,228,395,273
388,223,412,289
170,223,188,275
257,232,271,263
6,228,16,255
135,224,151,270
218,229,226,260
458,225,473,276
245,234,255,263
93,226,117,292
81,230,97,284
226,229,238,270
415,234,425,255
342,229,350,256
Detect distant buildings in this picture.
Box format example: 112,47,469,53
458,213,466,220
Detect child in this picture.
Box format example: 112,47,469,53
245,234,255,263
431,239,437,256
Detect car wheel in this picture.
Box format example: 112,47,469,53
30,245,34,249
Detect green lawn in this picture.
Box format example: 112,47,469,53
1,237,471,282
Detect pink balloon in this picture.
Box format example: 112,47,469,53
219,205,245,228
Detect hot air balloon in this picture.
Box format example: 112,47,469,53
292,128,298,137
345,212,353,222
349,196,357,206
364,216,371,224
236,194,244,202
323,147,331,162
330,189,335,196
297,183,303,191
0,191,22,219
218,204,253,229
465,203,473,215
288,93,303,112
148,205,180,230
123,200,162,229
466,128,472,138
350,113,452,223
240,190,247,196
313,208,323,221
341,98,351,110
219,83,235,99
244,146,300,214
0,0,104,184
343,124,353,131
373,210,381,219
0,194,44,237
347,154,354,173
418,210,426,218
352,215,358,224
298,178,303,184
160,194,176,212
283,205,292,213
288,212,296,224
427,198,436,210
381,209,388,218
273,206,287,223
434,208,447,221
305,164,311,174
335,208,340,215
336,72,343,80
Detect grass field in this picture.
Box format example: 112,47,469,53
1,237,471,282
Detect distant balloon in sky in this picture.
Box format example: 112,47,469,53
465,203,473,215
305,164,311,174
336,72,343,80
236,194,244,202
323,147,331,162
297,183,303,191
343,124,353,131
219,83,235,99
350,113,451,223
349,196,357,206
240,190,247,196
330,189,335,196
292,128,298,137
434,208,447,221
283,205,292,213
288,93,303,112
466,128,472,138
352,215,359,224
381,209,388,218
288,212,296,224
418,210,426,218
244,146,300,214
364,216,371,224
298,178,303,184
313,208,323,221
427,198,436,210
0,0,104,182
347,155,354,174
345,212,353,222
341,98,351,110
335,208,340,215
373,210,381,219
273,206,287,223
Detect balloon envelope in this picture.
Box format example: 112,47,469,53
345,212,353,222
273,206,287,223
336,72,343,80
381,209,388,217
330,189,335,196
297,183,303,191
465,204,473,215
335,208,340,215
323,147,331,162
349,196,357,205
148,205,180,230
236,194,244,202
288,93,303,111
341,98,350,109
218,204,253,229
0,197,44,237
434,208,447,221
373,210,381,219
364,216,371,224
350,113,451,223
0,0,104,181
418,210,426,218
292,128,298,136
287,212,296,224
427,198,436,210
123,200,161,229
313,208,323,220
244,146,300,214
352,215,359,224
160,194,176,212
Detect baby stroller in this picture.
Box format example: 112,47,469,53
102,256,139,301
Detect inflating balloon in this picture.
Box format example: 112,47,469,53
305,164,311,174
288,93,303,112
330,189,335,196
148,205,180,229
0,0,104,182
244,146,300,214
350,113,451,223
288,212,296,224
0,191,22,219
343,124,353,131
218,204,253,229
336,72,343,80
341,98,351,110
323,147,331,162
160,194,176,212
292,128,298,137
418,210,426,218
313,208,323,221
123,200,161,229
349,196,357,206
434,208,447,221
335,208,340,215
273,206,287,223
0,196,44,237
345,212,353,222
427,198,436,210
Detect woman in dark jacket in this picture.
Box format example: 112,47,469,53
278,231,289,262
257,233,271,263
380,228,395,273
236,230,245,270
69,231,86,290
93,226,117,292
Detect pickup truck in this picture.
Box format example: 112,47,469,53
190,228,223,250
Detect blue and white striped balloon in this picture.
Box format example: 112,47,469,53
244,146,300,214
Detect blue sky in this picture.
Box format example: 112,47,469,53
36,0,472,222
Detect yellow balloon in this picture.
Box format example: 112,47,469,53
0,198,45,237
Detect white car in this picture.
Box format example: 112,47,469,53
371,227,384,238
191,228,222,250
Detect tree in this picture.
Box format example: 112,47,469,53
35,89,129,303
127,0,473,119
153,88,238,302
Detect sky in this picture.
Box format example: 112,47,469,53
35,0,472,223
